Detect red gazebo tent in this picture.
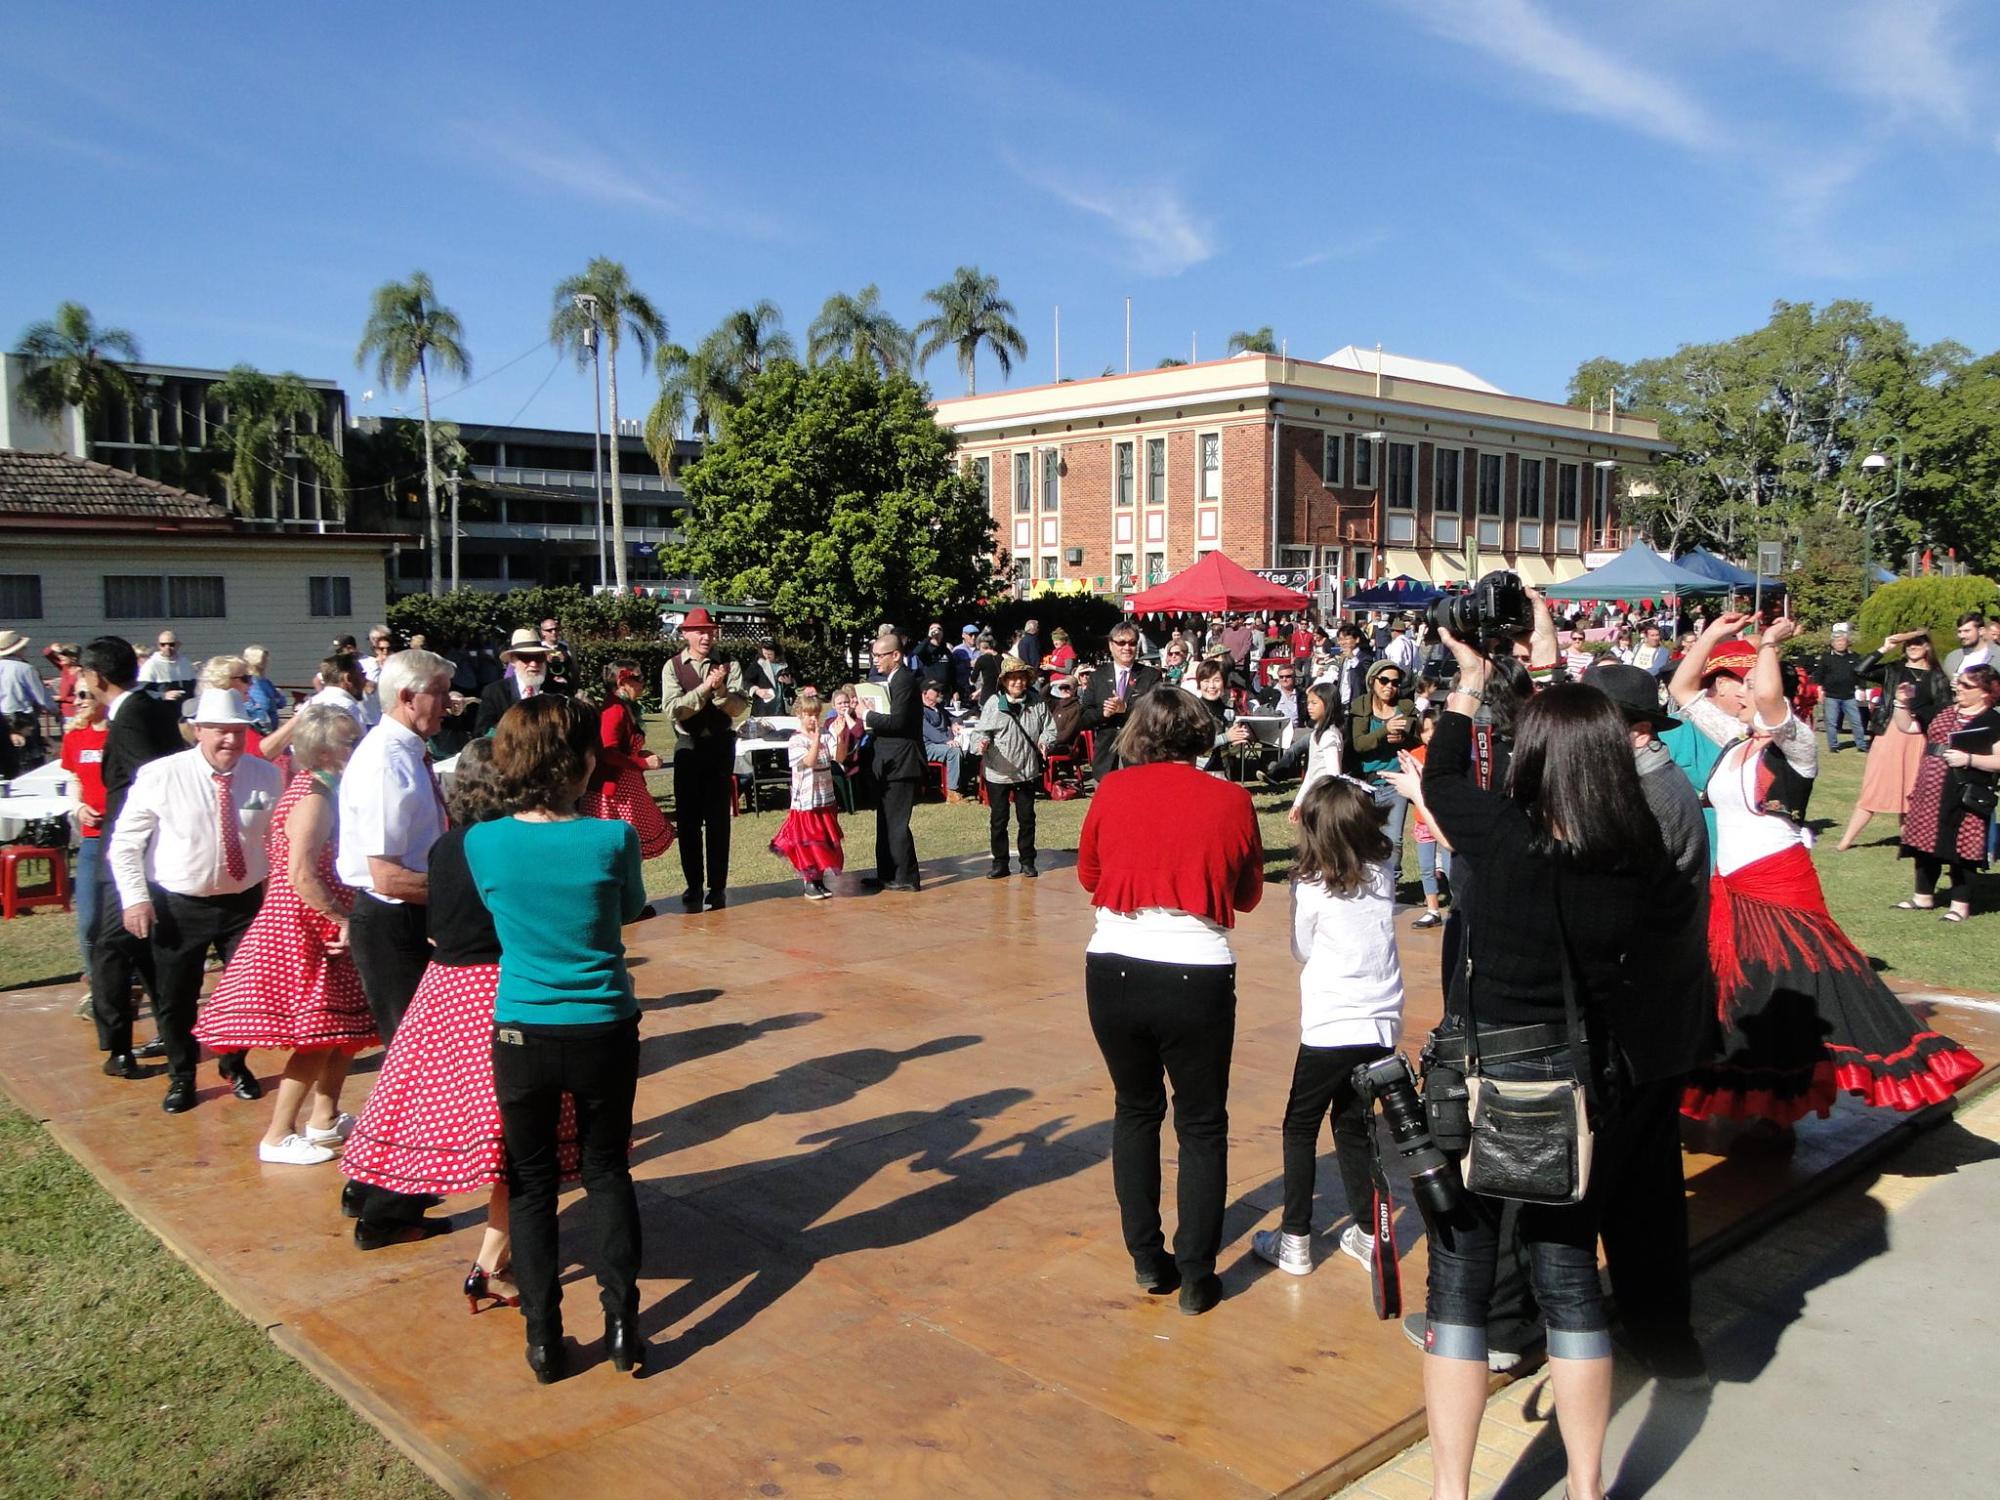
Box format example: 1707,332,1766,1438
1126,551,1310,613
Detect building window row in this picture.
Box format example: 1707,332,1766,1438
309,576,354,617
0,574,43,619
104,574,228,620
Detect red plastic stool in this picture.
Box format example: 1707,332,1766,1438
1,846,72,920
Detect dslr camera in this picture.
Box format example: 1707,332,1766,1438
1352,1052,1467,1229
1425,569,1534,645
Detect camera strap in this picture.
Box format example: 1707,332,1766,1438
1366,1151,1402,1321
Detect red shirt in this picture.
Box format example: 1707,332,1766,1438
1289,628,1314,658
1077,761,1264,926
60,722,110,837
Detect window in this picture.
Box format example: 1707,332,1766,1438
1592,464,1613,545
1014,451,1031,514
308,576,353,617
1199,433,1221,500
104,576,165,619
1114,552,1135,590
1011,556,1030,590
1146,437,1166,503
1041,554,1059,581
1518,457,1543,550
1477,452,1504,547
1353,434,1377,488
1556,462,1580,551
1145,551,1166,585
1432,447,1461,545
169,576,226,617
1278,546,1313,569
1321,432,1343,486
1114,441,1134,506
971,455,991,506
0,574,42,619
1041,447,1061,512
1385,441,1416,542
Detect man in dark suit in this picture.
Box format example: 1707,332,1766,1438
474,628,554,735
77,635,185,1078
863,633,923,889
1330,623,1375,715
1254,659,1313,780
1076,621,1160,779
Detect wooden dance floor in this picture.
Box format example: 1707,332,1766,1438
3,858,1997,1498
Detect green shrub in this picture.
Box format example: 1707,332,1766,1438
1854,576,1999,651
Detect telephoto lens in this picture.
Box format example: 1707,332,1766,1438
1354,1053,1467,1225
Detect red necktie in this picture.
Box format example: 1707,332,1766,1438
213,772,246,881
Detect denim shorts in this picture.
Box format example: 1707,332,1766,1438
1422,1045,1612,1361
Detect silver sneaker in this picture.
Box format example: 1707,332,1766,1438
1339,1223,1373,1269
1251,1228,1314,1276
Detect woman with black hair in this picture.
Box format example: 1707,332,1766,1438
1287,682,1346,819
1418,631,1694,1500
1898,663,2000,922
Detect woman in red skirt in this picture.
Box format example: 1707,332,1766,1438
584,663,672,858
195,706,377,1165
340,739,580,1312
1669,615,1980,1129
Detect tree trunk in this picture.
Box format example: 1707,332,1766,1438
419,355,441,596
607,338,628,592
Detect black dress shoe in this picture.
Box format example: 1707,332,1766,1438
703,893,726,911
526,1339,567,1385
134,1039,167,1061
986,865,1009,880
102,1052,146,1080
161,1079,198,1114
1020,862,1039,879
1178,1272,1223,1316
353,1217,451,1252
227,1068,263,1102
1134,1257,1181,1295
340,1181,368,1219
605,1315,645,1375
679,888,702,912
883,881,920,892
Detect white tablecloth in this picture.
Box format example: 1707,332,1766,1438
0,792,79,843
734,718,800,776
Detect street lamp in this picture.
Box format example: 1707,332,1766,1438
1859,438,1902,600
573,291,607,590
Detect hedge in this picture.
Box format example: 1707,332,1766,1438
1853,576,1999,652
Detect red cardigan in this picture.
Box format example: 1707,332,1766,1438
1077,762,1265,926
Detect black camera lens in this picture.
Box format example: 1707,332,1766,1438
1354,1053,1467,1226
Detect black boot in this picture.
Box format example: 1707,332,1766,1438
526,1337,567,1385
606,1312,645,1374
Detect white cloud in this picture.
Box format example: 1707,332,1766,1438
1827,0,1975,130
1397,0,1722,151
1287,230,1393,270
1001,153,1217,277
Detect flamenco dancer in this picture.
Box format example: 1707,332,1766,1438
1668,614,1980,1131
194,706,378,1164
584,663,673,859
339,739,579,1277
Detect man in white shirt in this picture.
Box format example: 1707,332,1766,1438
1943,613,1993,676
138,631,197,702
357,626,392,727
0,629,57,774
1563,628,1595,681
1383,617,1420,677
110,687,283,1113
308,652,368,726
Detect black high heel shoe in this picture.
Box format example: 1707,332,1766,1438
606,1314,645,1374
464,1263,520,1316
526,1339,566,1385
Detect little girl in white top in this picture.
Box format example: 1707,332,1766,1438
768,691,847,900
1254,774,1405,1277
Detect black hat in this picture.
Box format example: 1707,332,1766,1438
1582,660,1675,731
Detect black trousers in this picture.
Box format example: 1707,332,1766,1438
1085,953,1235,1280
494,1017,642,1344
349,894,430,1045
1598,1075,1702,1376
674,737,735,901
987,780,1037,868
89,882,158,1056
150,884,262,1085
1913,852,1977,907
874,776,919,885
1279,1041,1393,1237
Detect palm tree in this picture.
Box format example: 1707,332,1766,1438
1156,357,1189,368
807,285,911,375
356,271,470,595
14,300,141,431
645,338,737,465
1227,326,1278,355
551,258,667,593
715,299,795,377
207,365,348,521
914,266,1027,396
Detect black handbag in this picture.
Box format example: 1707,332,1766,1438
1460,868,1595,1206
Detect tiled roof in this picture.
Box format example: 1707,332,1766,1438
0,448,229,521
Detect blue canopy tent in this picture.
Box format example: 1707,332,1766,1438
1674,547,1776,592
1344,575,1446,608
1540,543,1733,601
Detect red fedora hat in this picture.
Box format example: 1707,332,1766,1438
679,607,719,630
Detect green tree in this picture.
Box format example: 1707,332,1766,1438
1855,574,2000,647
669,359,1001,647
356,271,470,596
1156,356,1188,368
1787,509,1867,630
1895,352,2000,573
914,265,1026,396
644,301,797,463
1227,326,1277,355
806,285,911,375
14,300,140,428
551,258,668,593
206,365,348,521
713,299,794,377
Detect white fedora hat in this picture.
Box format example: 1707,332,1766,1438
191,687,254,726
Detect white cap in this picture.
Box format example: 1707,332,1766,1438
191,687,254,726
1832,623,1852,635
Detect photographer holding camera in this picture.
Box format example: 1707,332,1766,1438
1411,626,1693,1500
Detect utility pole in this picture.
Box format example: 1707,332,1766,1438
574,292,607,591
1859,436,1904,602
1124,297,1131,373
1053,305,1061,382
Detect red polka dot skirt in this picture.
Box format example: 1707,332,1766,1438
586,764,673,858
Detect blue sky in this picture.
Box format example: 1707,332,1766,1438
6,0,1997,431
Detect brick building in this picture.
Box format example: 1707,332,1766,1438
933,350,1670,604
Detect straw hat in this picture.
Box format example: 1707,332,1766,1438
191,687,253,726
0,630,28,658
500,627,550,662
999,654,1032,677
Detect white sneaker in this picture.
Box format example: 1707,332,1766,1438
1339,1223,1373,1269
1251,1228,1314,1276
259,1134,335,1166
304,1113,355,1145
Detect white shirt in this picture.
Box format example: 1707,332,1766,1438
358,654,385,726
139,652,195,689
1385,635,1419,675
1680,695,1817,875
1087,907,1234,965
0,656,55,716
336,714,447,901
1291,864,1404,1047
109,747,283,906
309,684,367,726
1291,725,1349,811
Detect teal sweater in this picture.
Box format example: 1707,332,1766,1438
463,816,648,1027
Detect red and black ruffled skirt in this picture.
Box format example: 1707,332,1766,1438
771,807,843,881
1682,845,1982,1124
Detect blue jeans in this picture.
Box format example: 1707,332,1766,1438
924,741,963,791
1422,1046,1612,1363
1418,838,1451,899
1371,781,1409,867
1824,696,1868,751
73,836,105,977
